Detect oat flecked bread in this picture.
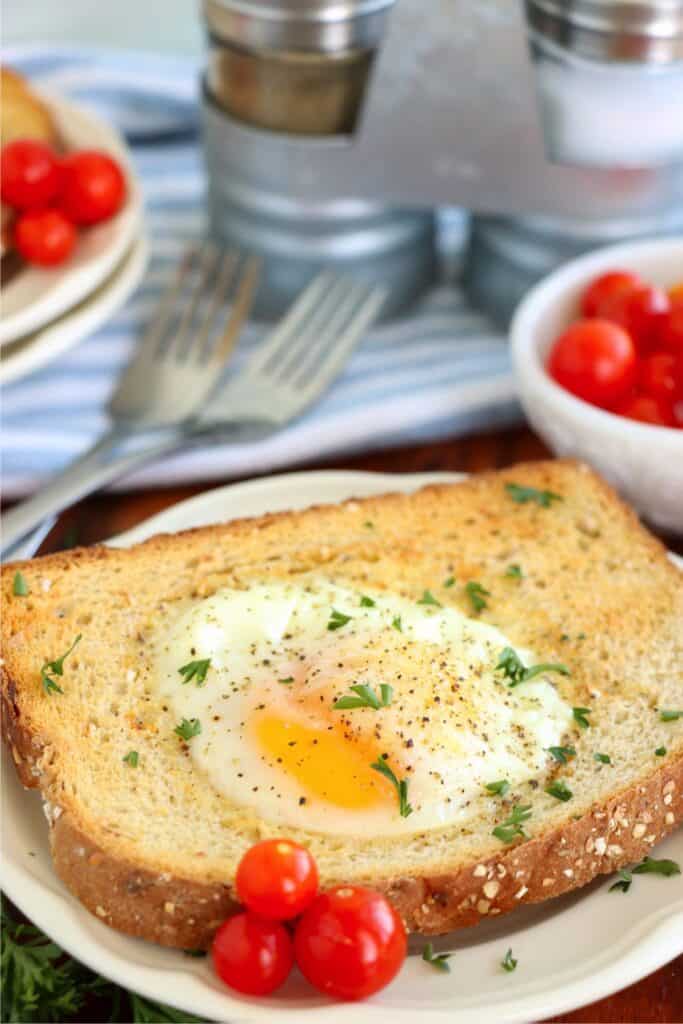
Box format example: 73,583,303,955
2,460,682,949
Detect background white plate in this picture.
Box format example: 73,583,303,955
0,93,143,347
3,470,682,1024
0,235,148,386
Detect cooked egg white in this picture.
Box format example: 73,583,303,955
155,581,573,836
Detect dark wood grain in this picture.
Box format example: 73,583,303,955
26,424,683,1022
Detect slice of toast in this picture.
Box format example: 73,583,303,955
2,461,682,949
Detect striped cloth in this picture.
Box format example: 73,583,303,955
1,48,520,498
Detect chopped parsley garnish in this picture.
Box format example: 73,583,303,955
279,677,294,685
545,779,573,802
465,581,490,613
660,709,683,722
609,869,632,893
594,752,611,764
12,571,29,596
547,745,576,764
418,590,441,608
40,634,82,696
360,595,376,608
122,751,139,767
485,779,510,796
501,948,517,972
421,943,452,973
443,576,456,588
328,608,352,631
572,706,592,729
495,647,569,688
492,804,532,844
610,857,681,893
174,718,201,741
371,755,412,817
505,482,562,508
505,564,523,580
178,658,211,685
392,615,403,633
334,683,393,711
655,746,667,757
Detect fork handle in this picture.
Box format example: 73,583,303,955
1,426,184,560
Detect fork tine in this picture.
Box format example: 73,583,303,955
293,285,386,395
268,275,356,382
211,254,261,364
124,246,196,367
247,272,335,376
281,279,370,383
168,242,220,361
188,248,238,362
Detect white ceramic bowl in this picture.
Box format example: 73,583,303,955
510,237,683,533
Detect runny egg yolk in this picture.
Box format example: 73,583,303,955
252,712,391,811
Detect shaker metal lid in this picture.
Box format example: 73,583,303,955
203,0,394,52
526,0,683,62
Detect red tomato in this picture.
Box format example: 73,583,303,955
581,270,642,318
212,912,294,996
548,319,637,408
668,283,683,307
602,284,670,353
660,303,683,358
236,839,319,921
14,208,77,266
1,140,62,210
613,393,675,427
60,150,126,225
294,886,406,1001
639,352,682,404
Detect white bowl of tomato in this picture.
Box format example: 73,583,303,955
510,237,683,533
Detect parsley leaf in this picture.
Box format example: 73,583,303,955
418,589,442,608
392,615,403,633
443,576,456,588
505,482,562,508
421,943,452,973
632,856,680,878
505,564,523,580
545,779,573,802
279,677,294,685
178,658,211,685
174,718,201,741
655,746,667,757
123,751,139,768
496,647,569,687
660,709,683,722
371,755,413,817
360,595,376,608
485,779,510,796
40,635,82,696
465,581,490,613
334,683,393,711
572,706,592,729
501,948,517,972
492,804,532,844
594,752,611,764
609,869,632,893
328,608,352,631
547,745,576,764
13,571,29,596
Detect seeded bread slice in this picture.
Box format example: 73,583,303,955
2,460,682,949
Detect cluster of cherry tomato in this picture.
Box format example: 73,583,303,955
212,838,406,1000
1,139,126,267
547,269,683,428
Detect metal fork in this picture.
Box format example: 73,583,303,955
2,243,260,555
2,273,385,559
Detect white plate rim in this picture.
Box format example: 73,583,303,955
0,92,143,347
3,469,682,1024
0,235,148,386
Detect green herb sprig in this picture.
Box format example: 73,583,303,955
13,571,29,596
547,745,576,765
495,647,569,688
545,779,573,802
492,804,532,844
334,683,393,711
465,581,490,613
40,635,82,696
501,948,517,972
328,609,352,631
174,718,201,741
178,659,211,685
505,483,562,508
371,755,412,817
422,943,452,973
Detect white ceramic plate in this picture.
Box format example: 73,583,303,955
0,93,143,347
3,471,682,1024
0,236,148,386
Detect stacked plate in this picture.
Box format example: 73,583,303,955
0,94,148,385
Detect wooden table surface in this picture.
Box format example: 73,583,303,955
30,424,683,1023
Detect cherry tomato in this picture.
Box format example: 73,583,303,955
1,140,62,210
602,284,670,353
668,282,683,306
60,150,126,225
14,208,77,266
613,393,675,427
294,886,406,1001
660,302,683,358
212,912,294,996
581,270,642,318
236,839,319,921
639,352,682,404
548,319,637,408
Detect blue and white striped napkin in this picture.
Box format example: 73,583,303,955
1,48,520,498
